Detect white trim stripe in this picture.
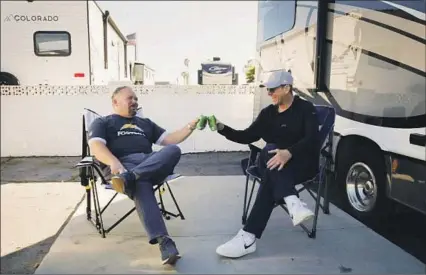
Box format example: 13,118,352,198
381,1,425,21
155,131,168,145
88,137,107,145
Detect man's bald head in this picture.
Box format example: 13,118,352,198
111,86,138,118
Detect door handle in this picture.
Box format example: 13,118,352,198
410,133,426,147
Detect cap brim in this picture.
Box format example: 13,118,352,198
259,81,279,89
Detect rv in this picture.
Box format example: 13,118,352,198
197,57,238,85
254,0,425,220
131,62,155,85
0,0,131,85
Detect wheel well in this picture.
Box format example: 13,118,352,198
0,71,20,85
335,135,384,171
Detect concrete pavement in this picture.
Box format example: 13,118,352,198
0,182,84,274
34,176,425,274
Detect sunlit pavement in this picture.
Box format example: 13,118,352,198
34,176,425,274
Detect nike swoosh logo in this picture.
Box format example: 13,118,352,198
244,240,255,249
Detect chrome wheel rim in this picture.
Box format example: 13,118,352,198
346,162,377,212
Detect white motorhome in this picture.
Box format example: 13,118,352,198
0,0,131,85
254,0,425,219
197,57,238,85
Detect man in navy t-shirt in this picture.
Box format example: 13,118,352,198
88,86,199,265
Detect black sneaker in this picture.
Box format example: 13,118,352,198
111,171,136,194
159,237,181,265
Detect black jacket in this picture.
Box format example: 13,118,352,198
218,96,320,180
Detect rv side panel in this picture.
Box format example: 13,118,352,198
106,23,127,83
87,0,107,85
0,1,90,85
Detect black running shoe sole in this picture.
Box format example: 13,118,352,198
162,254,181,265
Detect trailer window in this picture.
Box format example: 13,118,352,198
257,0,296,43
34,31,71,56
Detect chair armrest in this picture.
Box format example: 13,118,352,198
75,156,102,168
250,139,266,152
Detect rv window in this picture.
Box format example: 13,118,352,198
33,31,71,57
257,0,296,42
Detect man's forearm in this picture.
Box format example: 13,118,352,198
89,141,120,165
217,123,260,144
162,124,194,145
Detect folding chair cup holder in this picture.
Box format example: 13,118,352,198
241,105,336,239
76,108,185,238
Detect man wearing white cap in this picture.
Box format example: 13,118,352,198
214,70,320,258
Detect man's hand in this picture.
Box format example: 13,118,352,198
110,160,126,175
267,149,292,171
189,117,199,131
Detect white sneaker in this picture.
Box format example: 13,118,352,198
216,229,256,258
284,195,315,226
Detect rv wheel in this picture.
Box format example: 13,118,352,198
336,143,391,221
0,72,19,85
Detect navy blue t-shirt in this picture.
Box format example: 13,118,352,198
88,114,167,158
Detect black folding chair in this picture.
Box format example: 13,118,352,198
75,108,185,238
241,105,335,238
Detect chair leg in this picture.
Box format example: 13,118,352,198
158,186,171,220
242,174,250,224
105,207,137,234
322,167,331,215
91,178,106,238
89,179,100,229
85,187,91,220
165,181,185,220
309,180,324,239
101,192,119,215
242,177,257,225
306,187,328,214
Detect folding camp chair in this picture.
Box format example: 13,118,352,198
75,108,185,238
241,105,335,239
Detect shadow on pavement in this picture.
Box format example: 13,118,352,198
1,236,56,274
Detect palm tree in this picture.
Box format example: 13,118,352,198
245,65,255,83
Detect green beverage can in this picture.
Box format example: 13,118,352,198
196,115,208,130
208,115,217,131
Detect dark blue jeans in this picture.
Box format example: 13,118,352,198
118,145,181,244
243,144,299,239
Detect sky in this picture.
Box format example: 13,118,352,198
97,1,258,84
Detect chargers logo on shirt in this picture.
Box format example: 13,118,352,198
120,123,143,131
117,123,146,137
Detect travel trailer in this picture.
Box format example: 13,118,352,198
198,57,238,85
0,0,131,85
254,0,425,219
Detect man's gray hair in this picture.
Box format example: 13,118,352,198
111,86,130,99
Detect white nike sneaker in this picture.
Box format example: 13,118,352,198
285,195,315,226
216,229,256,258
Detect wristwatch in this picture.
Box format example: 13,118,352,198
217,122,225,131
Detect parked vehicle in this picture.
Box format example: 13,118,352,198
1,0,131,85
198,57,238,85
254,0,426,219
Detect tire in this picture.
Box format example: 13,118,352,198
336,142,391,221
0,72,19,85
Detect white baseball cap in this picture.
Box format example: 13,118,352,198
259,70,293,89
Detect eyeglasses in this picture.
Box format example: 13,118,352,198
267,85,289,93
267,87,278,93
